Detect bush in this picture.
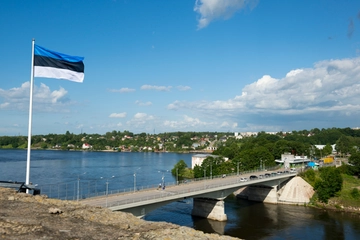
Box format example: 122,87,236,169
304,169,316,183
314,167,343,203
350,188,360,199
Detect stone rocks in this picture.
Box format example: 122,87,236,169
0,187,239,239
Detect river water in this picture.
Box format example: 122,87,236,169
0,149,359,239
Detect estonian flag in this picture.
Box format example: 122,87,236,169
34,45,84,83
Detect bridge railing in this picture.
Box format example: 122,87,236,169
38,166,283,201
103,172,294,208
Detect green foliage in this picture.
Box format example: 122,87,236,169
348,152,360,176
314,167,343,203
322,143,333,156
40,142,48,149
171,160,189,180
304,168,316,185
337,164,356,176
350,188,360,199
335,135,352,155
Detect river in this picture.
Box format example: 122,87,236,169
0,149,359,239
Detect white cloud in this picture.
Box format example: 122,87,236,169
194,0,259,29
0,82,71,112
167,57,360,127
177,85,191,91
140,85,172,91
163,115,213,129
109,112,127,118
124,113,156,131
134,112,154,120
108,87,136,93
0,102,9,109
135,100,152,106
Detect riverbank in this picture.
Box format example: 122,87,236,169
0,187,238,240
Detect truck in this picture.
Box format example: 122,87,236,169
322,156,334,164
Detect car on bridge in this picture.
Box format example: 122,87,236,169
240,177,248,182
249,175,258,180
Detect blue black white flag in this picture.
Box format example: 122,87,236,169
34,45,84,83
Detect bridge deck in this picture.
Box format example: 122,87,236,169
80,171,296,210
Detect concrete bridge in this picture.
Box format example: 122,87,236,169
81,171,296,221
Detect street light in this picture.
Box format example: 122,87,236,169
100,176,114,207
210,162,212,179
133,167,141,192
176,168,178,185
162,173,165,189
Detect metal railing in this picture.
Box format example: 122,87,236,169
39,166,284,201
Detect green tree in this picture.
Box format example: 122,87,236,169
40,142,48,149
171,160,188,181
336,135,351,155
314,167,343,203
350,188,360,199
322,143,333,156
348,152,360,176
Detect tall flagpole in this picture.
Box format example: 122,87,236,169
26,39,35,186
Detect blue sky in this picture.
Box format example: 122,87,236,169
1,0,360,136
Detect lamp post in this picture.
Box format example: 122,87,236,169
210,162,212,179
237,162,239,176
176,168,178,185
133,167,141,192
162,173,165,189
260,159,263,171
101,176,114,207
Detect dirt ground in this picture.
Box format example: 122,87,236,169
0,188,238,240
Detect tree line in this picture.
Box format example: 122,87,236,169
171,127,360,188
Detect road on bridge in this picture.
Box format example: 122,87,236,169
80,169,292,209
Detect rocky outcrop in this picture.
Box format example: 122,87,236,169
0,188,238,240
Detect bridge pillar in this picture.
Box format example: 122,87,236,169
236,185,279,203
191,198,227,222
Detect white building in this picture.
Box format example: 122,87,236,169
275,153,310,168
192,154,212,169
191,154,229,169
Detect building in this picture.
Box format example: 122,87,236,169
192,154,212,169
82,143,92,149
191,154,229,169
275,153,310,169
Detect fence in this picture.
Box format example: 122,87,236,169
39,166,281,201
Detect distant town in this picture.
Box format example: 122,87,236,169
0,127,359,157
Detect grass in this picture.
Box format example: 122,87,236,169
331,174,360,208
301,169,360,209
